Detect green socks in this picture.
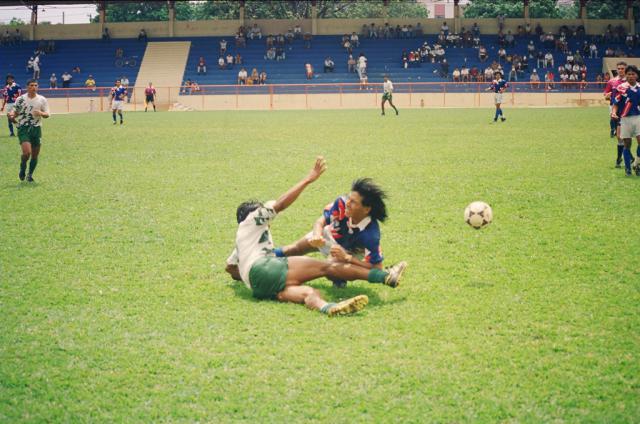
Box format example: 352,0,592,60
28,158,38,174
367,268,388,283
320,303,337,314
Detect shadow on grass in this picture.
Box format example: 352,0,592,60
227,279,405,309
1,181,40,191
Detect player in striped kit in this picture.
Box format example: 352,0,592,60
611,65,640,176
110,79,127,125
1,74,22,137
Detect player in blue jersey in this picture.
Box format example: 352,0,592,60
110,79,127,125
1,74,22,136
611,65,640,176
486,71,508,122
274,178,405,288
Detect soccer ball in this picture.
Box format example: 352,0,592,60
464,201,493,229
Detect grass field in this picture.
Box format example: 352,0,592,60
1,107,639,422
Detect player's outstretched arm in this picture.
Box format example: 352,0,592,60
273,156,327,213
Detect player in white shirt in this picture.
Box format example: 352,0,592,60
8,79,50,182
225,157,407,316
381,75,399,116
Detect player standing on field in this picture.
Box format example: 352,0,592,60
487,71,508,123
611,65,640,177
1,74,22,137
144,82,156,112
604,61,627,168
8,79,50,182
110,79,127,125
381,75,399,116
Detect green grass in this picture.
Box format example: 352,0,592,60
1,108,639,422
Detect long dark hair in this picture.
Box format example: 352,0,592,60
352,178,387,222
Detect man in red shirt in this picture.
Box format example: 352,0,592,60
604,61,627,167
144,82,156,112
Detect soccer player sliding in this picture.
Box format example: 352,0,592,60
225,157,407,317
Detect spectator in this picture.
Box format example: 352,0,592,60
138,29,147,42
61,71,72,88
32,55,40,79
537,50,545,68
219,38,227,55
484,66,494,82
251,68,259,85
350,31,359,48
2,29,11,46
303,31,312,48
452,67,461,82
440,58,449,78
498,47,507,62
181,79,192,95
357,53,367,79
461,65,470,82
294,24,302,39
49,73,57,89
237,67,247,85
13,28,22,45
226,53,234,68
535,23,543,37
218,56,226,69
121,76,130,102
265,47,276,60
525,22,531,35
259,70,267,85
441,21,449,36
235,31,246,47
47,40,56,53
508,64,517,81
305,62,314,79
275,46,285,61
359,73,368,90
505,31,515,47
323,57,335,73
527,40,536,58
26,56,34,74
72,66,81,73
544,52,554,68
478,45,488,62
595,73,604,87
285,28,294,44
626,33,634,48
545,70,554,89
250,24,262,40
530,69,540,89
415,22,423,37
368,23,378,39
497,14,505,31
115,47,124,58
347,54,356,73
85,75,96,91
197,56,207,75
472,22,480,37
102,27,110,42
235,53,242,65
590,42,598,58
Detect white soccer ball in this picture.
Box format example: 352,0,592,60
464,201,493,229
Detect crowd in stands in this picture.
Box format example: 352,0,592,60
1,28,23,46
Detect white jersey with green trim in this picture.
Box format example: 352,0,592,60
13,93,49,128
226,200,278,287
383,80,393,94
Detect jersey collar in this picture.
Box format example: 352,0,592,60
348,216,371,232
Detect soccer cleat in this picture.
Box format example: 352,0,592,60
332,279,347,289
500,117,506,122
616,158,623,168
120,121,124,125
112,121,116,125
395,109,399,115
9,133,15,137
384,261,408,288
26,174,34,182
381,112,385,116
625,168,632,177
493,118,497,122
327,295,368,317
19,169,25,181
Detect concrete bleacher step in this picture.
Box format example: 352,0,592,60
134,41,191,104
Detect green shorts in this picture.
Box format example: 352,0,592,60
18,126,42,147
249,257,288,299
382,92,392,102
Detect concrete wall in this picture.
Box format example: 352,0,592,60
45,91,606,114
0,18,630,40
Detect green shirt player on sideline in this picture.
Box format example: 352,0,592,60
381,75,399,116
225,157,407,317
9,79,50,182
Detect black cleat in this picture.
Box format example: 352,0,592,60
120,121,124,125
112,121,117,125
19,169,25,181
395,109,399,115
625,169,632,177
9,133,15,137
381,112,385,116
500,117,506,122
610,131,615,138
616,158,622,168
26,174,34,182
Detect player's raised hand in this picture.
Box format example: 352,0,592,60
306,156,327,183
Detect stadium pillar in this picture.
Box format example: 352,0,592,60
98,1,106,38
383,0,389,22
523,0,530,20
453,0,460,33
579,0,587,20
29,5,37,40
311,0,317,35
168,1,175,37
626,0,634,34
239,0,245,28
